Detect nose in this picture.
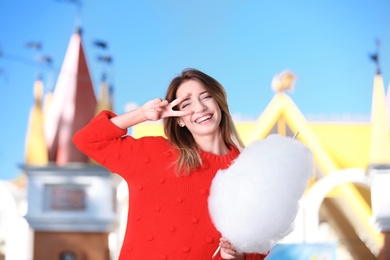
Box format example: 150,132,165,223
194,99,206,113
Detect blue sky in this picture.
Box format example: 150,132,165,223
0,0,389,180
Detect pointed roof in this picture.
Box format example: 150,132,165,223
370,73,390,164
386,81,390,122
44,28,97,165
243,92,339,173
42,87,53,126
95,74,113,114
25,77,48,165
89,74,113,165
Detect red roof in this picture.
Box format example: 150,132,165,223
44,29,97,165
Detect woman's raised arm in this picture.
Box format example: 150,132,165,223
111,95,193,129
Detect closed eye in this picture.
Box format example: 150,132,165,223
199,90,212,100
180,102,191,109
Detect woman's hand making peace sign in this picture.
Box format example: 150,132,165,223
143,93,193,121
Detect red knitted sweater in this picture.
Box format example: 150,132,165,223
73,110,267,260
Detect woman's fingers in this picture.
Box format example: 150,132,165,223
147,93,195,119
162,108,193,118
219,237,239,259
171,110,193,117
220,238,234,250
170,92,190,108
154,94,194,118
154,93,189,110
167,93,193,117
151,99,168,111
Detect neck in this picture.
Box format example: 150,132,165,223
195,134,229,155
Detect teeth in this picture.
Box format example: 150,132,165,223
196,115,211,123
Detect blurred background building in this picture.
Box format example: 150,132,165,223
0,9,390,260
0,0,390,260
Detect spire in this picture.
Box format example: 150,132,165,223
88,74,113,165
42,87,53,125
95,73,113,114
25,77,48,165
385,81,390,123
369,74,390,165
44,30,97,165
369,39,381,75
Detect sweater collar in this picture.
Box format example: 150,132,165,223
199,145,240,165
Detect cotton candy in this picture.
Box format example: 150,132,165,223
208,134,314,254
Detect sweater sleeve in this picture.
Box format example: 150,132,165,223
73,110,137,175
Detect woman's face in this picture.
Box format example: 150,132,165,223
176,79,222,140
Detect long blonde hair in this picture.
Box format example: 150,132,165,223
163,68,244,175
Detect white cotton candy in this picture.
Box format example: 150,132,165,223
208,134,314,254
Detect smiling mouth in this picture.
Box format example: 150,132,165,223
195,114,212,124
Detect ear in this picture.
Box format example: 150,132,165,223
177,119,185,127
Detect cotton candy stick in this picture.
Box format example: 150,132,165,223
212,245,221,258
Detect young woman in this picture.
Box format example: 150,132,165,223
73,68,267,260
